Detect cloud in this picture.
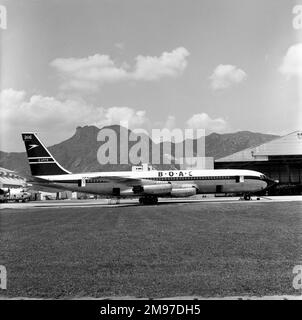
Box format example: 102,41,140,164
0,89,102,128
0,89,149,151
163,115,177,130
98,107,149,129
50,47,190,91
186,113,228,133
133,47,189,81
50,54,129,91
279,43,302,79
0,88,102,151
0,89,229,151
209,64,247,90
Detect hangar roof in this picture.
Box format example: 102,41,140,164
216,131,302,162
0,167,26,187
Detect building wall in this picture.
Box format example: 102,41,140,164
179,157,214,170
215,156,302,195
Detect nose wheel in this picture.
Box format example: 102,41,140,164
139,196,159,205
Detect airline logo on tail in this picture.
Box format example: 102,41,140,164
22,132,71,176
28,144,39,150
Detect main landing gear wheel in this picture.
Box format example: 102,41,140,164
139,196,158,205
243,194,251,201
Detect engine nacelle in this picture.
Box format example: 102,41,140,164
119,184,172,196
170,187,196,197
142,184,172,195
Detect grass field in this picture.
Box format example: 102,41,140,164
1,201,302,298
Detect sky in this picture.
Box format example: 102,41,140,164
0,0,301,151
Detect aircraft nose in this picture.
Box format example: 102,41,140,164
265,176,278,188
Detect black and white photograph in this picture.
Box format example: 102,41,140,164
0,0,302,309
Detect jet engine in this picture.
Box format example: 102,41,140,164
142,184,172,195
170,187,197,197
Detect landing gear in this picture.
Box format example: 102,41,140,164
139,196,158,205
243,194,251,201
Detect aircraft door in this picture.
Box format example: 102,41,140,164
235,176,244,183
78,177,86,187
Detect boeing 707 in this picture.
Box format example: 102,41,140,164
22,133,276,205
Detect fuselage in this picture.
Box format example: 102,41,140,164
36,169,272,197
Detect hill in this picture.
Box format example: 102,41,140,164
0,125,278,174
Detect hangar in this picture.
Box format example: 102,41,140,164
0,167,26,188
215,131,302,195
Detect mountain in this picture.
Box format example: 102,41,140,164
204,131,279,159
0,125,278,175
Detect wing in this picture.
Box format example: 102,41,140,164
21,173,71,191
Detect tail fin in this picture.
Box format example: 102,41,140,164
21,133,71,176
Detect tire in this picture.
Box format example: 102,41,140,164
139,196,158,205
152,197,158,205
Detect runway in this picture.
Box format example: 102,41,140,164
1,195,302,210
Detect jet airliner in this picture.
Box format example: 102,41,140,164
22,133,275,205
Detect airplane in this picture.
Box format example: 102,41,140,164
21,132,276,205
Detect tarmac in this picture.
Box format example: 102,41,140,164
1,195,302,210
